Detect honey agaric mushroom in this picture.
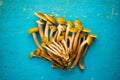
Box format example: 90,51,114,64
79,34,96,70
69,27,78,56
28,27,44,51
49,25,57,38
44,14,56,41
56,17,66,41
35,12,47,39
70,33,96,69
36,20,44,39
72,20,83,53
65,21,74,44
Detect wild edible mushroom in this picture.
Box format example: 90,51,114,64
65,21,74,44
35,12,47,39
72,19,83,53
79,33,96,70
44,14,56,41
70,33,96,69
28,27,44,51
56,17,66,42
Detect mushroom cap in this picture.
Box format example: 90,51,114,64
68,36,72,39
86,33,96,45
35,12,47,21
82,27,91,32
76,25,83,30
50,25,57,31
44,14,56,24
35,48,41,55
28,27,38,33
41,43,46,47
30,52,34,58
67,21,73,28
74,19,82,26
36,20,44,24
42,37,48,43
79,32,86,38
40,50,45,57
58,36,64,41
56,17,66,24
69,28,78,33
50,37,54,42
61,32,66,36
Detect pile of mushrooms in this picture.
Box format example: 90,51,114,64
28,12,96,70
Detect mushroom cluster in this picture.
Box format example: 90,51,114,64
28,12,96,70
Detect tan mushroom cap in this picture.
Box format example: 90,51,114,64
86,33,96,45
67,21,73,28
82,27,91,32
76,25,83,30
36,20,44,24
74,19,82,26
58,36,64,41
28,27,38,33
56,17,66,24
50,25,57,31
35,12,47,21
69,28,78,33
44,14,56,24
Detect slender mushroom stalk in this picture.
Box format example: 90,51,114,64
49,25,57,37
70,33,96,69
35,12,48,39
28,27,44,51
57,36,69,61
44,14,56,41
29,50,52,61
56,17,66,42
36,20,44,39
69,28,78,56
65,21,73,44
73,19,83,53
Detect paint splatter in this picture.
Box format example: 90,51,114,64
23,8,26,12
0,1,2,6
110,8,114,19
97,13,100,16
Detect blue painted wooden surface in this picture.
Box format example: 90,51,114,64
0,0,120,80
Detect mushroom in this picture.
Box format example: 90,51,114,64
65,21,74,44
29,50,52,61
56,17,66,42
28,27,44,51
79,33,96,70
72,19,83,53
69,27,78,56
49,25,57,38
35,12,47,39
70,33,96,69
44,14,56,41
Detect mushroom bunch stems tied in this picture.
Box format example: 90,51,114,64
28,12,97,70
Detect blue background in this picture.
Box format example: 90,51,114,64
0,0,120,80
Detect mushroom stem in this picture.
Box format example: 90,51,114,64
49,44,62,53
54,31,58,41
70,41,87,69
73,30,80,52
79,45,89,70
44,22,49,40
57,29,61,41
65,27,70,44
38,23,44,39
32,33,44,51
69,33,75,56
50,29,54,38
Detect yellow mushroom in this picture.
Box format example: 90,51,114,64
70,33,96,70
28,27,44,51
